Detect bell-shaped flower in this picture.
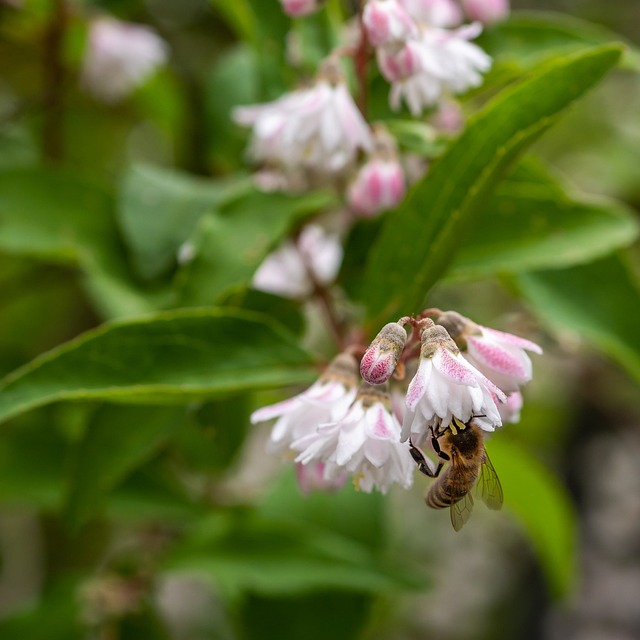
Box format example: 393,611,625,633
402,321,505,444
360,322,407,384
363,0,418,47
81,18,168,103
385,23,491,115
233,58,373,174
250,353,359,454
252,224,343,299
399,0,463,28
498,391,523,424
293,384,415,494
460,0,509,24
436,310,543,393
295,462,348,495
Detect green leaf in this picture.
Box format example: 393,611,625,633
117,164,251,281
515,253,640,384
361,45,622,328
487,438,577,598
481,11,640,72
0,308,315,426
0,168,158,319
449,158,639,279
65,404,187,527
177,189,335,306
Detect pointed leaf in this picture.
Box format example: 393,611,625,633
0,309,314,426
361,45,622,328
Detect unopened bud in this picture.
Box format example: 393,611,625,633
460,0,509,24
419,320,459,358
434,310,480,350
363,0,417,47
280,0,325,17
360,323,407,384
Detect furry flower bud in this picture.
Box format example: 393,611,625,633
360,322,408,384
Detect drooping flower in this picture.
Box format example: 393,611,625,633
399,0,463,28
499,391,523,424
436,310,543,393
233,58,373,174
362,0,418,47
293,383,415,494
460,0,509,24
280,0,325,17
252,224,343,299
296,462,348,495
360,322,408,384
250,353,359,454
385,24,491,115
347,125,406,216
402,321,505,444
81,18,168,103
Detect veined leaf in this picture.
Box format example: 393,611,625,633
449,158,639,279
0,309,315,426
361,45,622,329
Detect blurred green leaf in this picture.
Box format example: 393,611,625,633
176,188,335,306
481,11,640,71
0,167,158,319
487,438,577,598
516,253,640,384
118,164,251,281
361,45,622,328
0,308,315,426
449,158,639,279
65,404,187,527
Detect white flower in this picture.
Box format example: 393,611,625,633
399,0,463,28
498,391,523,424
295,462,347,494
464,325,543,392
252,224,343,299
233,60,373,174
436,310,543,393
81,18,168,103
362,0,417,47
386,24,491,115
251,353,359,454
293,384,415,494
402,322,505,444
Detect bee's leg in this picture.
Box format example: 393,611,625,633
429,427,450,462
409,441,442,478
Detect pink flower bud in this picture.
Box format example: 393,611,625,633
296,462,347,495
460,0,509,24
363,0,417,47
347,157,406,217
280,0,324,17
377,41,422,81
360,322,407,384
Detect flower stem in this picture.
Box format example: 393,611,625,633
42,0,67,163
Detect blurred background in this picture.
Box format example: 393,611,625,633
0,0,639,639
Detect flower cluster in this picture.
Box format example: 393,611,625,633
234,0,507,231
252,308,540,495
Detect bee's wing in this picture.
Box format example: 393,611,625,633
476,449,503,511
450,492,474,532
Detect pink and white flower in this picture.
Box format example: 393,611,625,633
81,18,168,103
296,462,348,495
348,157,406,217
399,0,463,28
363,0,418,47
386,24,491,115
402,322,505,444
498,391,523,424
464,325,543,393
360,322,407,384
252,224,343,299
280,0,324,17
293,384,415,494
460,0,509,24
251,353,359,454
233,60,373,174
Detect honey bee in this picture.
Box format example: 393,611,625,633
409,417,503,531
